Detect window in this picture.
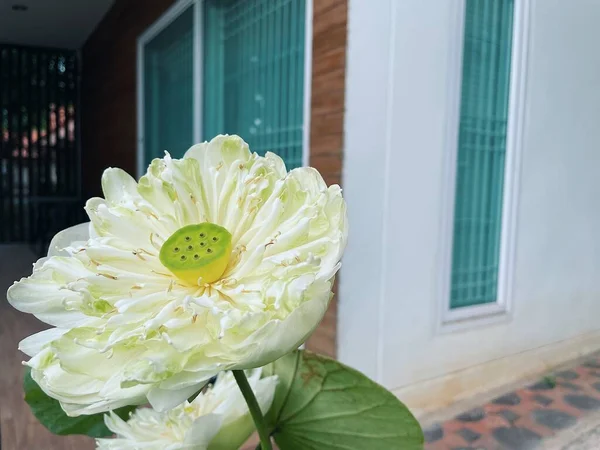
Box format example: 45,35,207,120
202,0,307,169
449,0,515,310
142,4,195,163
138,0,309,173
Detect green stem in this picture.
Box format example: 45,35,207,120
232,370,272,450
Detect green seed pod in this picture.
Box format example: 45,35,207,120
159,223,232,284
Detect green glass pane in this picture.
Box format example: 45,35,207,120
202,0,305,169
450,0,514,309
144,5,194,164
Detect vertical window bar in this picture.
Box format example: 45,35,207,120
49,53,56,195
69,55,76,195
43,53,51,199
239,0,247,145
0,47,5,242
38,52,44,199
259,0,267,154
7,49,14,241
280,0,290,167
261,0,267,152
296,0,306,168
56,53,63,196
456,0,478,304
66,53,71,218
288,0,298,167
41,52,49,245
64,55,71,195
54,52,60,196
0,46,5,243
249,0,259,147
63,54,69,196
266,0,274,154
478,0,501,302
25,50,31,240
491,0,514,288
17,49,24,241
468,0,490,304
274,0,281,156
32,50,41,241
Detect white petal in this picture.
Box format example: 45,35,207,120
206,372,278,449
147,382,205,412
29,355,148,416
7,277,89,327
102,168,140,207
19,328,67,357
47,222,91,257
182,414,222,449
219,281,333,371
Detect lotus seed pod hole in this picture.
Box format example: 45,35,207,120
159,223,233,285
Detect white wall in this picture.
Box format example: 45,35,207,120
340,0,600,414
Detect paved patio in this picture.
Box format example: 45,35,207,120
0,244,94,449
423,353,600,449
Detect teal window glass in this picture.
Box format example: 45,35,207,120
143,4,194,162
450,0,515,309
202,0,306,169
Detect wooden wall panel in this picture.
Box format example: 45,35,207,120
81,0,176,198
305,0,347,357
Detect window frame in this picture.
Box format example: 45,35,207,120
437,0,531,331
136,0,313,178
136,0,201,177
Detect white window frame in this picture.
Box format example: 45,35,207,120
437,0,531,331
136,0,202,178
302,0,313,168
136,0,313,178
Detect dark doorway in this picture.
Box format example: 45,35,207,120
0,45,83,252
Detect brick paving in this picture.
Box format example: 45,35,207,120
423,353,600,450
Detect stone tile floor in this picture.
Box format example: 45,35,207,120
0,245,94,449
423,353,600,449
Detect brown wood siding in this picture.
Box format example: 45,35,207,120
304,0,347,358
81,0,176,199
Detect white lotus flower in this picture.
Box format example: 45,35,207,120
8,135,347,415
96,369,278,450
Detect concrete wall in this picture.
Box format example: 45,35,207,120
340,0,600,415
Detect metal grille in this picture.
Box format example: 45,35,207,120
203,0,306,169
0,45,81,248
450,0,514,309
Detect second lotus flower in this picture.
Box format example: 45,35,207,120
96,369,278,450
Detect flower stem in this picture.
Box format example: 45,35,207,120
232,370,273,450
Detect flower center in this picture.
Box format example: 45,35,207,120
159,223,232,285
